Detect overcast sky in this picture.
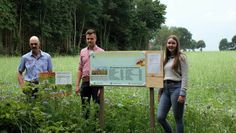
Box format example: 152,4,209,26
159,0,236,51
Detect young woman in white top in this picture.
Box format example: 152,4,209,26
157,35,188,133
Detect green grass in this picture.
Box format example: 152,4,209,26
0,51,236,132
184,51,236,132
188,51,236,113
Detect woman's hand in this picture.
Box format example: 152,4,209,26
158,94,161,102
158,88,163,102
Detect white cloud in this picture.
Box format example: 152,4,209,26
160,0,236,51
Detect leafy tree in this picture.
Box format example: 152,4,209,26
190,39,197,51
0,0,16,55
0,0,167,55
76,0,103,49
229,35,236,50
136,0,165,32
219,35,236,51
232,35,236,43
154,26,200,51
196,40,206,51
219,38,228,51
14,0,43,54
171,27,192,51
133,0,166,50
99,0,132,50
154,25,172,50
0,0,16,30
41,0,75,54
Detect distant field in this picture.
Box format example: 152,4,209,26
0,51,235,132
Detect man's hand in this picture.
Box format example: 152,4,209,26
97,89,101,97
75,86,80,95
18,72,24,88
20,81,25,88
177,96,185,103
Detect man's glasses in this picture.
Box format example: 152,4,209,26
30,43,38,46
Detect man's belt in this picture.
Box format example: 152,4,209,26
26,80,39,84
82,76,90,82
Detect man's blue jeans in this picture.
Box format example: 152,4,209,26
157,82,185,133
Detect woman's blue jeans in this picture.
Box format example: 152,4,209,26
157,82,185,133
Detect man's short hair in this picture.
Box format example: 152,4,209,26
29,36,40,44
85,29,96,36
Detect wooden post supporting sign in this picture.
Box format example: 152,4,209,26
146,51,164,133
90,51,163,132
99,87,105,131
149,87,155,133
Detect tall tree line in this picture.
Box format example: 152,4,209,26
154,25,206,51
0,0,166,55
219,35,236,51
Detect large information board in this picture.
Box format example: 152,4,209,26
90,51,146,86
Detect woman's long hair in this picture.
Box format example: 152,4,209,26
163,35,181,71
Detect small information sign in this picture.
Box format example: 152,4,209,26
55,72,72,85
